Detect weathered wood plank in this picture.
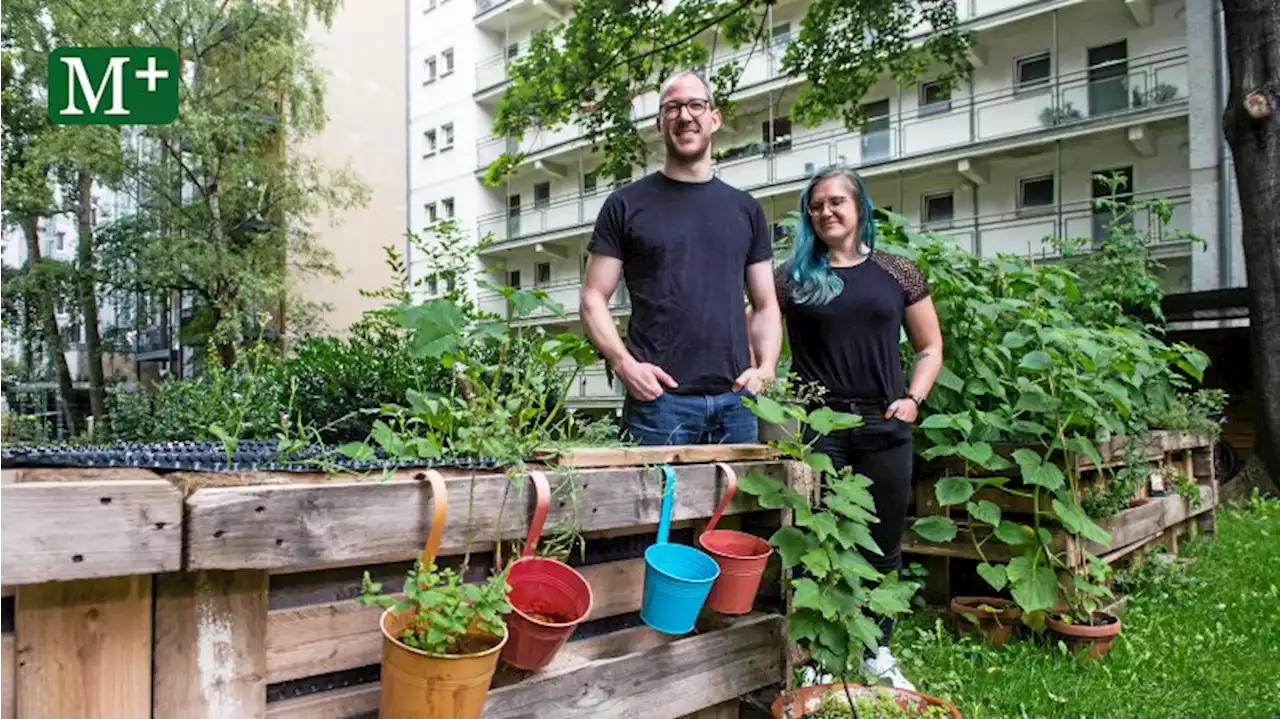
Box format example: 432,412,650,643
533,444,780,468
482,612,783,718
1083,482,1219,556
265,557,647,684
15,576,153,719
152,570,270,719
2,633,13,719
187,461,784,572
1,479,182,585
266,613,784,719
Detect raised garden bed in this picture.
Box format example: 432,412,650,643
0,444,808,719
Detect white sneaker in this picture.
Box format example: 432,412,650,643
799,665,834,687
860,646,916,692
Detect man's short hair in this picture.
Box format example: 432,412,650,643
659,68,716,104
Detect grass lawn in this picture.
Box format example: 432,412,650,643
889,494,1280,718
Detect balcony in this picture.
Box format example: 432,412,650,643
477,279,631,325
479,190,608,251
713,49,1188,193
565,368,625,407
476,50,1188,251
134,326,173,362
923,186,1194,259
473,0,571,33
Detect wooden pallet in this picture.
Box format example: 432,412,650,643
0,451,805,719
907,431,1219,606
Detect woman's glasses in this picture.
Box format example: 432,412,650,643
807,195,851,216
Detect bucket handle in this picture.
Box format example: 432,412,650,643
656,464,677,545
417,470,449,567
703,462,737,535
520,470,551,559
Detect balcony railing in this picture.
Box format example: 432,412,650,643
476,41,531,93
477,278,630,322
475,51,1188,250
474,0,513,17
922,186,1194,259
135,326,171,355
565,369,625,404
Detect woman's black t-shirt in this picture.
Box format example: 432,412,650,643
777,252,931,402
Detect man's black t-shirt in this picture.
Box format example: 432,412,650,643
587,171,774,395
777,252,931,401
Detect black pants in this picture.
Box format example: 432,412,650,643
807,398,914,646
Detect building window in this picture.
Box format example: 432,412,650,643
428,277,439,295
424,57,437,83
442,48,454,75
919,80,952,116
446,276,456,291
441,123,454,149
424,202,437,224
762,116,792,149
55,232,65,251
923,191,954,227
507,269,521,289
582,171,597,195
535,262,551,286
861,98,891,161
506,43,519,60
441,197,455,218
1015,52,1051,91
1018,175,1055,215
534,182,551,209
771,23,791,48
424,129,437,154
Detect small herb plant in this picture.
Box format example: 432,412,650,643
357,558,512,655
738,395,919,682
808,686,952,719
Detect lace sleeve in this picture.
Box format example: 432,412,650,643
872,252,931,306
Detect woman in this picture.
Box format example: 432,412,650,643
775,166,943,691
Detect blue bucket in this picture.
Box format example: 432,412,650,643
640,464,722,635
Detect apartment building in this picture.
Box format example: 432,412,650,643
408,0,1243,411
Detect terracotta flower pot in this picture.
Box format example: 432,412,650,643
949,596,1022,647
1047,611,1122,660
771,683,962,718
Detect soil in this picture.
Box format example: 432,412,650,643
525,609,574,624
451,632,503,656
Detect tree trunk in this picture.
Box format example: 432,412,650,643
1221,0,1280,484
75,171,109,436
20,216,79,437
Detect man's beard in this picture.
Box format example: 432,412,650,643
663,128,709,162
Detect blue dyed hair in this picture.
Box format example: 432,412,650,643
780,166,878,306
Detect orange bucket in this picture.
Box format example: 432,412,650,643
697,462,773,615
377,470,507,719
500,470,594,671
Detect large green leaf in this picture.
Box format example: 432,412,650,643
1052,498,1113,547
911,516,958,543
966,499,1002,526
1011,566,1060,613
808,406,861,434
769,526,811,568
934,477,974,506
1019,350,1054,371
976,562,1008,591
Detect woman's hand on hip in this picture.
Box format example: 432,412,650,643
884,398,918,423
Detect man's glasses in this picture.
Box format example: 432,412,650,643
661,98,711,119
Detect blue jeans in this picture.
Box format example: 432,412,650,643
621,389,759,446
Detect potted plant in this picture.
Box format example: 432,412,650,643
357,472,514,719
756,373,827,444
738,397,957,718
948,596,1021,647
772,684,961,718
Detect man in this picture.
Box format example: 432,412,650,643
579,69,782,446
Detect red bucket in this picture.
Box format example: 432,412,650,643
500,471,594,671
698,463,773,615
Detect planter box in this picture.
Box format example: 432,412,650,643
0,447,808,719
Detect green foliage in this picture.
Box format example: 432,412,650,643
810,685,954,718
486,0,971,186
737,395,920,680
338,281,601,465
879,187,1218,627
357,560,512,656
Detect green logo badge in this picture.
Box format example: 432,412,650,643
47,47,179,125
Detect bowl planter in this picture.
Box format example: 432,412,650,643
949,596,1021,647
1047,611,1122,660
759,414,802,443
771,683,962,719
